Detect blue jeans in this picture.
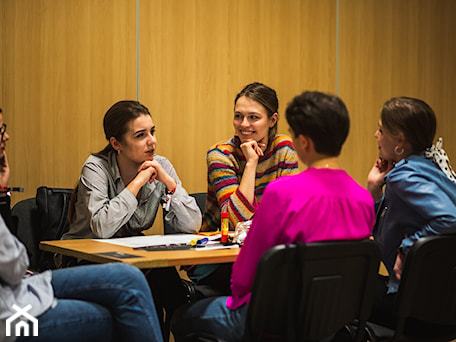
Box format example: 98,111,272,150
170,296,248,342
18,263,163,342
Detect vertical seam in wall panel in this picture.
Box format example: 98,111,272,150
136,0,140,101
335,0,340,95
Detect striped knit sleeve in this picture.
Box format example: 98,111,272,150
274,135,299,176
206,145,257,230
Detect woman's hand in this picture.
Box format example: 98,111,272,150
367,158,394,201
137,160,176,191
136,160,158,185
238,140,265,205
393,250,405,281
240,140,266,164
0,151,10,187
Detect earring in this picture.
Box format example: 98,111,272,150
117,149,121,155
394,146,404,155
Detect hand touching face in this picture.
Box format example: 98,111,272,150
233,96,276,147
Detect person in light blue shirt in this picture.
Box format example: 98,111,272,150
367,96,456,329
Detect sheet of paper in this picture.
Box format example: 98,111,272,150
195,242,240,251
94,234,216,248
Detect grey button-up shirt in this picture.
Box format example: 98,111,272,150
63,151,201,239
0,216,54,341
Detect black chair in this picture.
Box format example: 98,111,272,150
11,197,41,270
163,192,206,234
163,192,226,301
366,234,456,342
11,186,74,272
184,239,380,342
246,239,380,342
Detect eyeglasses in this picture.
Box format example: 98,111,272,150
0,124,7,141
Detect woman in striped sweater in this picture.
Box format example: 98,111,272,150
186,82,299,294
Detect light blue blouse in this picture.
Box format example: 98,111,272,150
374,154,456,293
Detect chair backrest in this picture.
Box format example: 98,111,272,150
163,192,206,234
11,186,74,272
11,198,41,270
245,239,381,342
392,234,456,340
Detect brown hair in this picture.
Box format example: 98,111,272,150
97,100,151,156
381,97,436,154
285,91,350,156
234,82,279,141
69,100,151,222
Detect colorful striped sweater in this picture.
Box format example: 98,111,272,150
201,134,299,232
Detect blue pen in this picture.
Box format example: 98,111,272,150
190,237,209,247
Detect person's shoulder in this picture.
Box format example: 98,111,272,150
389,155,434,181
153,154,172,167
153,154,168,162
264,172,299,192
209,137,235,149
85,153,106,167
207,138,237,156
271,134,293,144
269,134,295,151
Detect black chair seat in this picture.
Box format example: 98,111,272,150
366,234,456,342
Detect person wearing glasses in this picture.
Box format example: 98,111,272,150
0,109,12,231
62,100,202,338
0,108,164,342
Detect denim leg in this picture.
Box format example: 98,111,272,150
50,263,163,342
171,296,248,342
17,299,113,342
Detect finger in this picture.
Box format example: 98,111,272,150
256,146,264,156
149,169,157,183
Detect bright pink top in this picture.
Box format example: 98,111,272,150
226,168,375,309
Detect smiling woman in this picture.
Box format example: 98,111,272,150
185,82,299,295
61,100,202,338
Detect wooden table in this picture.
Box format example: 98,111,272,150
40,239,240,269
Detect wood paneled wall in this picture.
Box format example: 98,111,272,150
338,0,456,182
1,0,455,232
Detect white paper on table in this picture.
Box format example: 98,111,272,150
94,234,207,248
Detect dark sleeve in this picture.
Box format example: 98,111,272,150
0,195,15,235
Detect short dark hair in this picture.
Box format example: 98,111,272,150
234,82,279,140
97,100,151,155
285,91,350,156
381,97,436,154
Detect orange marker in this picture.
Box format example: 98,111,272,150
221,212,229,243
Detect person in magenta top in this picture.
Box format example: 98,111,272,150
171,91,375,342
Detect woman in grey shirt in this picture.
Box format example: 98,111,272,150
64,101,201,239
0,108,163,342
63,100,202,339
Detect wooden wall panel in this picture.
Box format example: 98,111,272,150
338,0,456,184
1,0,137,203
139,0,337,195
2,0,455,234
